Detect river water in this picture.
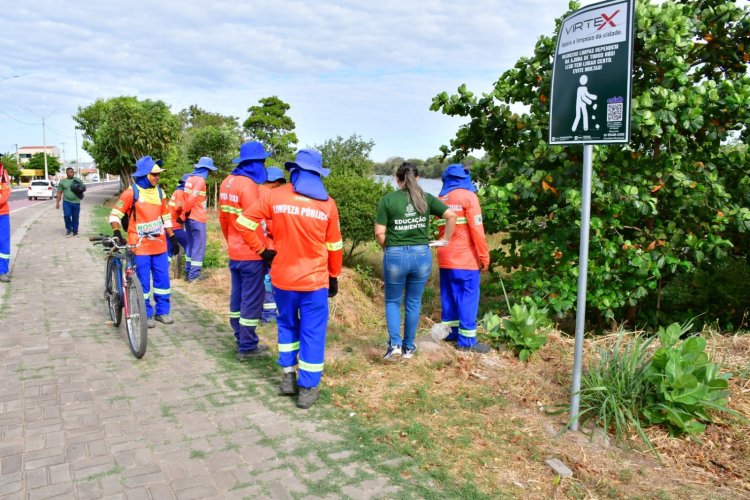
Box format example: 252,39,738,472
373,175,442,196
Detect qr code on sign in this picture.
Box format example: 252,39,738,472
607,102,623,122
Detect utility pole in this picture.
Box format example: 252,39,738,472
42,116,49,180
15,144,20,186
74,128,80,179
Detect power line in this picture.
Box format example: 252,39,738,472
0,109,39,126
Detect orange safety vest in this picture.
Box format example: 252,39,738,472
218,174,268,261
110,185,172,256
182,175,208,223
0,182,9,216
168,189,185,231
237,184,343,291
436,188,490,271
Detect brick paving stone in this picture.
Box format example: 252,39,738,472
0,193,402,498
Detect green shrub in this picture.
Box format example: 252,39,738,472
481,303,551,361
203,238,228,269
578,322,737,456
578,332,655,453
642,323,733,435
324,175,392,264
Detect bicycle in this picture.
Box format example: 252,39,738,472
90,234,149,358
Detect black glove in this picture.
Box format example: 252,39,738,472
328,277,338,298
260,248,277,266
113,229,126,246
170,234,180,254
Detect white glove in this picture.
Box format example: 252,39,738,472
428,239,449,247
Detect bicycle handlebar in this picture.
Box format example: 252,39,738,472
90,233,156,251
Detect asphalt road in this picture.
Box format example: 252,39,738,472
8,180,119,203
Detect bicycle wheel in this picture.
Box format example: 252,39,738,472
124,273,148,359
105,256,123,326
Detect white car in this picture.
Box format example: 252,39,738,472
28,180,56,200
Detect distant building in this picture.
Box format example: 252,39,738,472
18,146,61,163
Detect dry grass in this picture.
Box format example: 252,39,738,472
176,222,750,499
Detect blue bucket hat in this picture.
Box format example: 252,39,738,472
285,149,330,178
442,163,471,180
194,156,217,171
266,166,285,183
232,141,272,164
134,156,165,177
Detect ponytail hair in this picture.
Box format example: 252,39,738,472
396,162,426,213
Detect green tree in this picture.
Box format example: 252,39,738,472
316,134,375,177
432,0,750,326
178,104,240,131
74,97,180,186
243,96,298,162
0,153,21,180
27,152,61,176
325,175,392,264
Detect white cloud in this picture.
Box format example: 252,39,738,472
0,0,571,161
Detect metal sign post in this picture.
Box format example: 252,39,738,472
548,0,634,430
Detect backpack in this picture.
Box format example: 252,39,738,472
71,178,86,199
120,183,164,233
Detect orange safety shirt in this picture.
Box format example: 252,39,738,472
182,175,208,223
237,184,343,291
168,189,185,231
436,188,490,271
0,181,9,216
109,185,172,256
218,174,268,261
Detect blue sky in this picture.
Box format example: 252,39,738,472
0,0,597,163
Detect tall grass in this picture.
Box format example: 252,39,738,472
577,331,657,454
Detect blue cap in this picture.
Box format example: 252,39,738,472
285,149,330,178
194,156,217,171
232,141,272,164
266,166,285,182
134,156,165,177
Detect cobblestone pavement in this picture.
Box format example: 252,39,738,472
0,189,401,499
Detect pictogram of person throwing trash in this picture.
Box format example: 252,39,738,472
572,74,597,132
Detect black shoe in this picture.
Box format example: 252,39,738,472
0,274,10,283
237,344,269,361
456,343,491,354
279,372,298,395
297,386,320,409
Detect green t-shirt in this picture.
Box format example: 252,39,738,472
375,190,448,247
57,177,81,204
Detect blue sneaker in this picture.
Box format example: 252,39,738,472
383,345,402,362
402,346,417,359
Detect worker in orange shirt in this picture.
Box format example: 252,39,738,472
0,159,11,283
436,164,492,353
182,157,217,282
109,156,179,327
237,149,342,409
260,166,286,324
167,174,189,261
219,141,272,360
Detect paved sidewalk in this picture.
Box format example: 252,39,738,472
0,190,400,499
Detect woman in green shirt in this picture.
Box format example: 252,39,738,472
374,162,456,361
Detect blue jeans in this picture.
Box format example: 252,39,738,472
63,200,80,234
383,245,431,350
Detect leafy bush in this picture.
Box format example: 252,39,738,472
578,322,736,455
643,323,733,435
432,1,750,325
324,175,392,264
578,332,656,452
482,302,551,361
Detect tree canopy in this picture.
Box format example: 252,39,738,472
27,152,61,176
74,97,180,185
432,0,750,328
243,96,298,162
